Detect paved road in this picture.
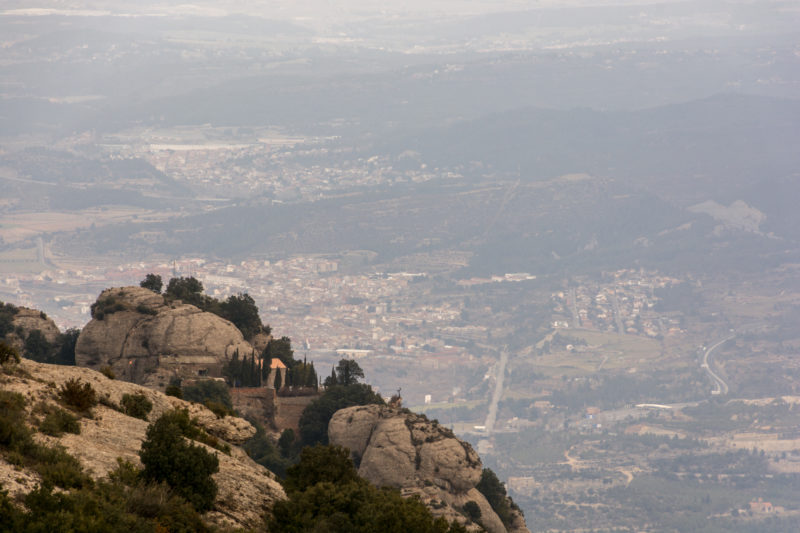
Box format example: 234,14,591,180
610,292,624,335
702,335,734,395
483,347,509,434
568,288,580,328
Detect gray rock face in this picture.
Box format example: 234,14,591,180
329,405,529,533
75,286,255,389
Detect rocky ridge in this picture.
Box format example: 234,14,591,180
0,358,285,530
75,286,255,389
329,404,529,533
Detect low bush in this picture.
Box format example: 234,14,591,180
121,392,153,420
0,341,20,365
59,378,98,411
108,458,141,486
0,391,30,450
0,390,92,490
463,500,482,522
90,295,127,320
32,444,92,489
135,304,158,315
203,400,232,419
3,473,209,532
39,406,81,436
165,384,182,398
182,380,233,410
100,365,116,379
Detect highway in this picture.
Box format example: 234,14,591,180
610,291,624,335
568,288,580,328
702,335,734,396
483,347,509,434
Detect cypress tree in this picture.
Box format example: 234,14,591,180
249,353,256,387
310,362,318,389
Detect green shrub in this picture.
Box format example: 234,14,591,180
182,380,232,410
108,458,141,486
24,329,52,362
0,340,21,365
90,295,128,320
135,304,158,316
243,420,294,479
476,467,515,528
40,407,81,436
121,392,153,420
139,273,163,294
0,302,19,338
54,328,80,366
203,399,232,419
99,365,116,379
124,481,210,532
463,500,482,522
59,378,98,411
0,390,31,451
32,444,92,489
139,410,219,512
165,384,182,398
283,444,360,494
14,475,209,533
0,391,91,490
0,487,24,530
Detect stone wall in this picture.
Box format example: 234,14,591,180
274,394,318,433
231,387,275,428
230,387,318,433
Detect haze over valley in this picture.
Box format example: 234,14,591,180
2,1,800,530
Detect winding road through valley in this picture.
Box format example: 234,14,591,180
702,335,734,396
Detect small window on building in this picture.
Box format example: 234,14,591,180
198,369,208,377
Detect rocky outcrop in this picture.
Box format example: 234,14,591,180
329,405,529,533
4,307,62,353
0,359,285,530
75,287,255,390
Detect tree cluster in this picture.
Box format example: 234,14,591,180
139,410,219,512
298,359,383,446
223,350,263,387
476,468,520,529
158,276,270,339
0,301,19,339
0,297,79,365
181,380,235,418
222,347,319,390
324,358,365,387
263,335,294,366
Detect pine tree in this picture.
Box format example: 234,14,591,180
274,366,282,390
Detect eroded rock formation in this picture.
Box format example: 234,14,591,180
329,404,529,533
75,286,255,389
4,306,62,353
